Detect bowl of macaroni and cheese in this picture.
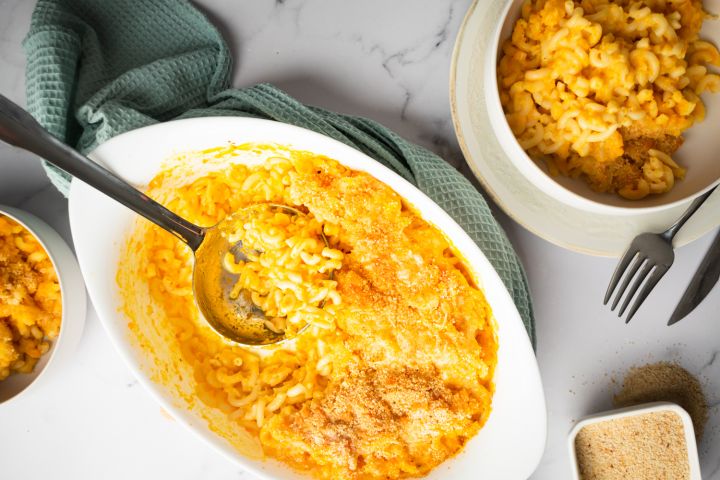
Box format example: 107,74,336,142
68,117,546,480
0,206,86,405
488,0,720,214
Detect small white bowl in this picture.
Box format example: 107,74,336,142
485,0,720,215
0,205,86,405
568,402,701,479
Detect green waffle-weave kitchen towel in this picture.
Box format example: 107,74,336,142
23,0,535,345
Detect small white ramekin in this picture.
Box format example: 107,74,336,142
568,401,701,480
0,205,86,406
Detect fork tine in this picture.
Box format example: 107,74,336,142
625,266,669,323
604,248,640,305
618,262,654,317
610,254,645,310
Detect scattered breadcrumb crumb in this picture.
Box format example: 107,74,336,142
613,362,707,438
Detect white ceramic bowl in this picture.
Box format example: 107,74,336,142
450,0,720,256
0,206,86,405
568,402,701,479
485,0,720,215
68,117,546,480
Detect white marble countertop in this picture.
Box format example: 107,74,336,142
1,0,719,478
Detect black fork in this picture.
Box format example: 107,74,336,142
604,185,717,322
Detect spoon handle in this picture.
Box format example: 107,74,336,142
0,94,205,251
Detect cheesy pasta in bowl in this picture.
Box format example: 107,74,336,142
68,117,546,480
0,206,86,405
489,0,720,212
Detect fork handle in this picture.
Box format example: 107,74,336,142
663,185,718,241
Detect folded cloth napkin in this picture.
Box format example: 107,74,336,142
23,0,535,345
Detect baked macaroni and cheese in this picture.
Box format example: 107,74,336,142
498,0,720,199
0,215,62,381
118,146,498,480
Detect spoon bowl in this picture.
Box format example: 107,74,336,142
194,204,321,345
193,214,281,345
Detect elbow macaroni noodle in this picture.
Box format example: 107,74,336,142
118,147,498,480
498,0,720,199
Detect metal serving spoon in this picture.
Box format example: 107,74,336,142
0,94,291,346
